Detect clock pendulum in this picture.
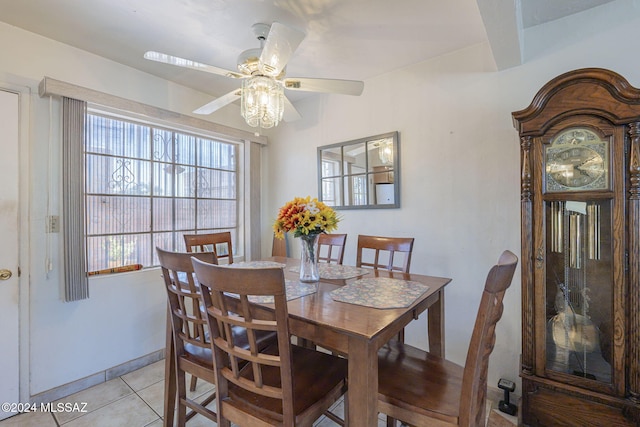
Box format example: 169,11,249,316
549,200,602,379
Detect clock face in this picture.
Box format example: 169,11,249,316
545,128,609,192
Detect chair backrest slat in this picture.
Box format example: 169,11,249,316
272,232,290,257
318,233,347,264
184,231,234,264
193,260,296,407
157,247,218,353
356,234,414,273
459,250,518,427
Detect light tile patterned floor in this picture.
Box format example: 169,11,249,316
0,359,386,427
1,358,516,426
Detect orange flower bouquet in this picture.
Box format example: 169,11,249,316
273,196,340,282
273,196,340,239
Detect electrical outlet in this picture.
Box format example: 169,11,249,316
47,215,60,233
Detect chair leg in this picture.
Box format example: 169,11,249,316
189,375,197,392
344,394,348,426
386,416,397,427
164,317,177,427
218,409,231,427
176,369,187,426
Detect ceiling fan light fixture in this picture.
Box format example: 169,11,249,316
241,76,284,129
145,22,362,125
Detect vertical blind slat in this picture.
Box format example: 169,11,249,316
63,97,89,301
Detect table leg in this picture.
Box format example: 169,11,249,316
347,336,379,427
427,289,445,357
163,306,176,427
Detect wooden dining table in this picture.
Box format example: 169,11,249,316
163,256,452,427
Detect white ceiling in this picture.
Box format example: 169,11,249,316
520,0,615,27
0,0,616,105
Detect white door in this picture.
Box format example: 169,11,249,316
0,89,20,420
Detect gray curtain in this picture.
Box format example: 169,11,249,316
62,97,88,301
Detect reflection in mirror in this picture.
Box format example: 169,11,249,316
317,131,399,209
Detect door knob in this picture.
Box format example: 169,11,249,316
0,269,12,280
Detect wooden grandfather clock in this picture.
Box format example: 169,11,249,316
512,68,640,426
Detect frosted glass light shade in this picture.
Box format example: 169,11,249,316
378,138,394,164
241,76,284,129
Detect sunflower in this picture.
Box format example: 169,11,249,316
273,196,340,238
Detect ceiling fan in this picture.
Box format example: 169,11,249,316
144,22,364,128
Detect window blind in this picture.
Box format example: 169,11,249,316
62,97,89,301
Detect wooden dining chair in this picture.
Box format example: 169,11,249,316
157,248,277,426
377,250,518,427
317,233,347,264
157,247,219,425
183,231,234,264
356,234,415,342
271,232,289,257
355,234,414,273
192,259,349,427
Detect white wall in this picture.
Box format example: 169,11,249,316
3,0,640,399
0,22,250,396
263,5,640,391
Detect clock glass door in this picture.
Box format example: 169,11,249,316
544,199,613,386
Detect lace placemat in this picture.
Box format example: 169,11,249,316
330,277,429,309
244,279,317,304
289,263,370,280
225,261,286,269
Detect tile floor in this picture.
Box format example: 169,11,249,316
0,358,516,427
0,359,367,427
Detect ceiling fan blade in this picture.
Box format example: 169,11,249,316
259,23,305,77
283,77,364,96
144,51,246,79
283,96,302,122
193,89,242,115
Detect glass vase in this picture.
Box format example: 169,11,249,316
299,233,320,282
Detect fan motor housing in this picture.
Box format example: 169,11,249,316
237,48,261,75
237,23,286,78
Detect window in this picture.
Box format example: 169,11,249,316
84,112,240,272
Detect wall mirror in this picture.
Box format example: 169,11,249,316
317,131,399,209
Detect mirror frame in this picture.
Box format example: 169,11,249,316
317,131,400,210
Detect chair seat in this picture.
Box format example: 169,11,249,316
183,342,213,366
184,327,277,366
226,344,348,423
378,340,463,425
